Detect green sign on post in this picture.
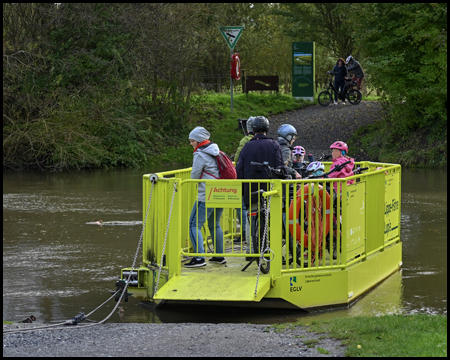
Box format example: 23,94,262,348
292,42,315,101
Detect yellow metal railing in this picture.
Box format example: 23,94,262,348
142,162,401,279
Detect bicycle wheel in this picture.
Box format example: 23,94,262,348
251,214,270,274
347,89,362,105
318,91,332,106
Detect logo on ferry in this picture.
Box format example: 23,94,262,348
289,276,302,292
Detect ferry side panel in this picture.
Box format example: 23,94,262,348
266,271,349,309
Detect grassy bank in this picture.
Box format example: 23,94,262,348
153,92,312,167
271,314,447,357
348,118,447,167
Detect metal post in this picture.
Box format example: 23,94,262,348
230,48,233,113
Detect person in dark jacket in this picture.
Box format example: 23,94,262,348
332,58,348,104
236,116,284,208
236,116,284,258
346,55,365,90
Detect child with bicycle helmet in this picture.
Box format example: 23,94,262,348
277,124,301,179
292,146,309,178
328,141,355,193
292,145,305,163
306,161,325,178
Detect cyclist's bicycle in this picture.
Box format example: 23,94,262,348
241,162,292,274
318,71,362,106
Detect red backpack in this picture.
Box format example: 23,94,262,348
214,150,237,179
199,143,237,180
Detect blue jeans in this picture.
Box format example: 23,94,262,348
235,200,247,236
334,80,345,101
189,201,224,260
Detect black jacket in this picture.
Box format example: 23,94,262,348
332,64,348,83
236,134,284,207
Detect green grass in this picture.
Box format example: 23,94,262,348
3,321,14,325
303,314,447,357
317,347,331,354
152,92,312,167
348,119,447,167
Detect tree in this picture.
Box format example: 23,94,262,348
273,3,357,59
352,3,447,136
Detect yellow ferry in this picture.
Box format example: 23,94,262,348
120,161,401,309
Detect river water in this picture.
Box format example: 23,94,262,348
3,167,447,324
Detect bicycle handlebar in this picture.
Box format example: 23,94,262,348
250,161,290,179
318,153,332,161
352,167,369,175
306,160,352,179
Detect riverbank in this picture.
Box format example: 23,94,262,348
4,91,446,171
4,314,446,357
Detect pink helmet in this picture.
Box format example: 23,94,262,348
292,146,305,156
330,141,348,154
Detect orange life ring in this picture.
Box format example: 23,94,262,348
288,184,331,250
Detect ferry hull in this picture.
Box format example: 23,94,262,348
124,241,401,310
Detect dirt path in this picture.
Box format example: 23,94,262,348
267,101,383,161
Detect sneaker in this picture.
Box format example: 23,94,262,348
342,101,346,105
233,234,246,244
333,101,338,105
209,257,227,264
184,258,206,268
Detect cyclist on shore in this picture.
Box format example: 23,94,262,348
346,55,365,91
332,58,348,105
328,141,355,193
186,126,225,268
277,124,302,179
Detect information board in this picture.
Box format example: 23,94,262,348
205,183,242,208
292,42,315,101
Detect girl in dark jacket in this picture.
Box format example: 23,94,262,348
332,58,348,105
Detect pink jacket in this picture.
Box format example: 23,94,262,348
328,156,355,193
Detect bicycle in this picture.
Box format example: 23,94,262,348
241,162,291,274
318,71,362,106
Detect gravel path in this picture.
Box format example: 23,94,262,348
267,100,384,161
3,323,344,357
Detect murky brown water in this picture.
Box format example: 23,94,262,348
3,167,447,324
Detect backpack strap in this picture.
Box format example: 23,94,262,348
202,170,219,179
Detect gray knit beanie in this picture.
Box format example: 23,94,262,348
189,126,210,142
